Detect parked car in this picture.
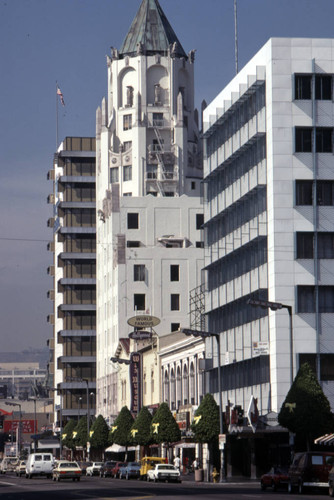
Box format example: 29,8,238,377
288,451,334,494
86,462,104,476
0,457,19,474
111,462,127,478
118,461,141,480
99,460,116,478
25,453,54,479
52,460,82,482
140,456,166,480
77,461,92,475
147,463,181,483
260,466,289,491
15,460,26,477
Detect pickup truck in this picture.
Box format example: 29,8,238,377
147,463,181,483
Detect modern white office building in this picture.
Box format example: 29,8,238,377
95,0,204,419
203,38,334,419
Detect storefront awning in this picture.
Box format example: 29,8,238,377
105,444,137,453
315,434,334,445
38,439,60,449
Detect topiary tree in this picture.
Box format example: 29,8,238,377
191,393,220,443
74,416,88,450
89,415,109,460
109,406,134,460
62,419,77,453
150,402,181,457
130,406,153,456
278,362,334,450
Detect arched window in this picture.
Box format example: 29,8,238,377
164,369,169,405
170,368,176,410
183,365,189,405
189,362,195,405
176,366,182,409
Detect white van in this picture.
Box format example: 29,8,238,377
25,453,54,478
0,457,18,474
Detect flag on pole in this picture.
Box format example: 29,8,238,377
56,85,65,106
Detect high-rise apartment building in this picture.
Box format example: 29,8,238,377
95,0,204,419
47,137,96,426
203,38,334,418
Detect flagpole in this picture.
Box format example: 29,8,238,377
56,81,59,149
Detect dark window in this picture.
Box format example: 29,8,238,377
134,294,145,311
153,113,163,127
196,241,204,248
318,233,334,258
127,241,140,247
317,181,334,205
165,192,175,197
196,213,204,230
297,286,315,312
295,75,312,99
110,167,119,183
171,323,180,332
127,213,139,229
296,180,313,205
147,165,157,179
123,141,132,151
134,264,145,281
315,75,332,100
123,165,132,181
123,114,132,131
170,265,179,282
295,128,312,152
171,294,180,311
296,233,314,259
316,128,333,152
319,287,334,313
191,181,196,190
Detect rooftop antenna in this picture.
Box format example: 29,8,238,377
234,0,238,74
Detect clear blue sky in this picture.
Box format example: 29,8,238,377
1,0,334,352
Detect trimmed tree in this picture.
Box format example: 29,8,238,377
74,416,88,449
191,393,220,443
109,406,134,459
150,402,181,455
278,362,334,450
62,419,77,452
89,415,109,460
130,406,153,456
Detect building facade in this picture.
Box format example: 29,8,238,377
47,137,96,426
95,0,204,420
203,38,334,418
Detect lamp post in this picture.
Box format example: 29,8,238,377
29,397,38,451
6,401,22,456
179,328,225,482
247,299,293,385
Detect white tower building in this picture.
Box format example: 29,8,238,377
96,0,204,420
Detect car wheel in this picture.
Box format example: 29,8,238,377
329,481,334,497
260,481,266,491
298,481,303,494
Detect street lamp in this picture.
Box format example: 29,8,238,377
247,299,293,385
179,328,225,483
29,397,38,451
6,401,22,455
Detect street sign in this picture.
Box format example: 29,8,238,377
127,315,160,328
219,434,226,449
128,330,152,340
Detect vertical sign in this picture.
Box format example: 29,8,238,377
130,352,141,414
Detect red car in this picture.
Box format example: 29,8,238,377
260,466,289,491
111,462,127,479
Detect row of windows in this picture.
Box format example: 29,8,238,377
206,135,266,202
208,355,270,393
208,290,268,334
60,158,95,177
63,286,96,305
126,212,203,231
62,185,96,202
298,286,334,313
299,353,334,381
206,186,267,246
64,365,95,382
295,127,333,153
62,261,96,279
63,312,96,330
297,232,334,259
62,209,96,227
63,137,96,152
206,84,265,156
134,264,180,282
110,165,132,183
134,293,180,311
207,236,267,290
62,235,96,253
295,74,333,100
62,337,96,357
296,180,334,206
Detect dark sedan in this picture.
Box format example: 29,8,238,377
100,461,116,478
260,466,289,491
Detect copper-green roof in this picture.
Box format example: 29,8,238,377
119,0,187,58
